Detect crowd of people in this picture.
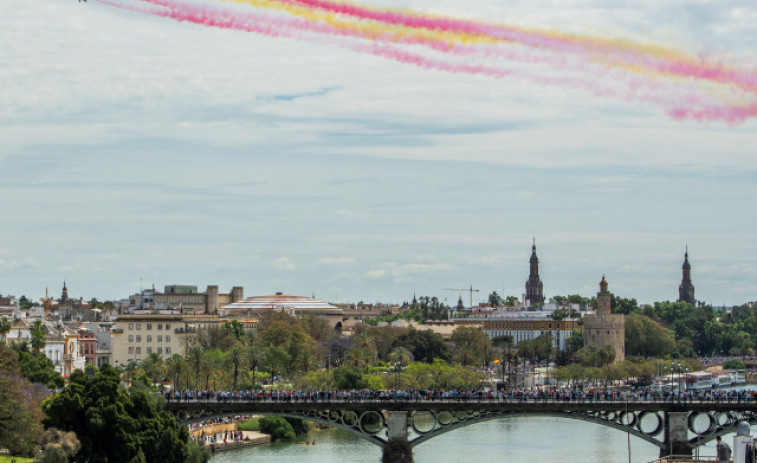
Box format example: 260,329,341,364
163,386,757,403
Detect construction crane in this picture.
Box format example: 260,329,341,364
442,285,479,310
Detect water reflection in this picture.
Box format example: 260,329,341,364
210,417,663,463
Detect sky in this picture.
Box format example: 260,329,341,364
1,0,756,307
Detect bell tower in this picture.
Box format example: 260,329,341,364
678,247,695,305
525,238,544,306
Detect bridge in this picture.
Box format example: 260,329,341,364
166,399,757,462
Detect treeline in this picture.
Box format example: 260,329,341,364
135,313,491,392
609,298,757,357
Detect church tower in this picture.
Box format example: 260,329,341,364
525,239,544,306
678,247,695,305
61,281,69,303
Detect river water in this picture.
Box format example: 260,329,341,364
210,416,680,463
211,387,756,463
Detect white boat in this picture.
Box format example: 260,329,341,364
711,372,732,388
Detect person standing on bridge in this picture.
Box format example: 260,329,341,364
716,436,732,463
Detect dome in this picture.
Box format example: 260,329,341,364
736,421,751,436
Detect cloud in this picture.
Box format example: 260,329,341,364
0,258,40,270
364,270,388,279
319,257,357,266
273,257,296,271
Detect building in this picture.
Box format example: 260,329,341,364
109,313,256,366
453,313,580,352
582,276,625,364
86,322,115,367
222,292,344,329
525,239,545,307
124,285,244,314
78,328,97,366
110,314,191,366
678,247,695,305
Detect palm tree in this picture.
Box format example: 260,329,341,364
166,354,186,390
0,316,10,344
225,345,245,390
186,345,205,389
246,344,264,387
29,320,47,353
141,352,165,386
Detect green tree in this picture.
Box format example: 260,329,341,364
140,352,165,386
225,345,245,389
0,344,46,456
30,319,47,352
165,354,186,390
451,327,491,366
224,321,245,343
12,342,64,389
43,364,206,463
624,314,676,357
0,316,11,343
332,366,368,390
392,328,450,363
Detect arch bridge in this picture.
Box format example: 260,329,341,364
166,400,757,460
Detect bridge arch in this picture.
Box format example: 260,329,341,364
407,410,665,449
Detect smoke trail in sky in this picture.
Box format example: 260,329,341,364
99,0,757,123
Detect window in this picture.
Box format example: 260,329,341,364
165,323,171,330
166,347,171,354
136,335,141,342
128,323,134,330
128,347,134,354
157,347,163,354
157,335,162,342
165,335,171,342
146,324,152,331
146,347,152,354
146,335,152,343
136,347,141,354
128,335,134,343
136,323,141,330
158,324,162,331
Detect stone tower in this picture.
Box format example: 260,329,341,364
525,239,544,306
678,247,695,305
583,276,625,364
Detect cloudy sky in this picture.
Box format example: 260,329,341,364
1,0,756,306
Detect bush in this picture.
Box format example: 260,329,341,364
258,417,296,442
237,418,260,432
284,418,310,435
724,359,746,370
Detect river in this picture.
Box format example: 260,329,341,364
210,386,756,463
210,416,678,463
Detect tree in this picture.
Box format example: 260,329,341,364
140,352,165,386
43,364,206,463
451,327,491,366
224,321,245,343
392,328,450,363
332,366,368,390
30,319,47,352
12,342,64,389
165,354,186,390
624,314,676,357
0,316,10,343
38,428,81,463
0,344,46,456
225,345,245,389
488,292,502,307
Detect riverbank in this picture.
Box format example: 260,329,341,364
191,421,271,452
